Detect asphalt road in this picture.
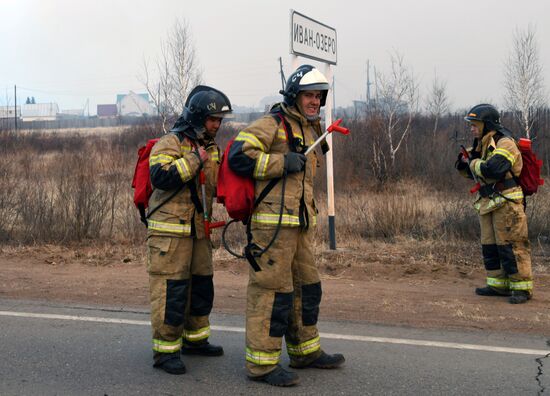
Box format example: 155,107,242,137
0,298,549,395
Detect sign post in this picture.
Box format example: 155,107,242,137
289,10,338,250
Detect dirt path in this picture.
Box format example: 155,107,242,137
1,242,549,335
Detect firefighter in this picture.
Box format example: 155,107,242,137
456,103,533,304
228,65,345,387
146,85,232,374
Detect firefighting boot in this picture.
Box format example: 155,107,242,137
509,291,532,304
290,351,345,369
475,286,510,297
181,341,224,356
249,365,300,387
153,352,186,375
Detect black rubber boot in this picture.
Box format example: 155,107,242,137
153,352,186,375
181,342,224,356
475,286,510,297
250,365,300,387
290,351,345,369
509,291,531,304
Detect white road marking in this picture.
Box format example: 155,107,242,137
1,310,548,356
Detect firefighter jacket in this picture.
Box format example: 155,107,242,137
228,104,322,229
460,131,524,215
147,131,220,239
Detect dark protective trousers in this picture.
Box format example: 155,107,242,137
245,227,323,377
479,200,533,294
147,236,214,362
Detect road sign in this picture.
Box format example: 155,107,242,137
290,10,337,65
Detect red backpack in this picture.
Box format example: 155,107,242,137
517,138,544,196
131,138,159,225
217,112,291,222
216,138,255,221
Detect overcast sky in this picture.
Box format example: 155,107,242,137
1,0,549,114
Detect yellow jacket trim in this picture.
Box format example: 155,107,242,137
152,337,182,353
487,277,509,289
286,336,321,356
147,220,191,236
277,128,287,141
254,152,270,179
245,347,281,365
183,326,210,342
149,153,176,167
492,148,515,165
235,131,265,151
509,280,533,291
251,213,300,226
174,157,193,182
210,151,220,162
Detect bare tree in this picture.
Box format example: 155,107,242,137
142,19,203,133
372,51,419,176
503,25,546,139
426,72,449,137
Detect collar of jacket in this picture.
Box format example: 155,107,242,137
480,130,497,158
280,103,314,126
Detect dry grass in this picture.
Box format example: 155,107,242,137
0,125,548,273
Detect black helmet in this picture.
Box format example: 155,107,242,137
171,85,233,136
464,103,508,134
279,65,330,107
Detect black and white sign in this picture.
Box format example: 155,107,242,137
290,10,337,65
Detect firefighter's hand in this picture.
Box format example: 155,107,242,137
197,147,209,163
455,153,468,171
284,152,307,173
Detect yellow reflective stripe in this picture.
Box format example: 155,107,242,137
286,336,321,356
210,152,220,162
183,326,210,342
253,152,270,179
175,157,192,182
474,160,482,177
277,129,287,140
509,280,533,291
180,145,192,152
245,347,281,365
493,148,515,165
235,132,265,151
312,215,317,227
149,153,176,166
487,277,508,289
148,220,191,236
153,337,182,353
503,190,524,200
251,213,300,226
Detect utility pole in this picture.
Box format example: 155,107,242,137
278,57,286,91
332,75,336,119
366,60,372,104
14,85,17,131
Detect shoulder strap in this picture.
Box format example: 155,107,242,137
271,111,300,153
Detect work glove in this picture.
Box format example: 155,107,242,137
455,153,468,171
284,152,307,173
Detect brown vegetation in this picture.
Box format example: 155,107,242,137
0,114,549,249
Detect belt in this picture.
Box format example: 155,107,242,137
479,178,518,197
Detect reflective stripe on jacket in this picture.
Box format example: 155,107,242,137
228,104,321,229
147,132,219,238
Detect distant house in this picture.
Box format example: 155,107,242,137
97,104,118,118
0,106,21,119
116,91,155,117
21,103,59,121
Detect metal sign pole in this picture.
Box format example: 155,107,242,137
289,9,338,250
324,64,336,249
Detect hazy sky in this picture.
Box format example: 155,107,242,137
1,0,549,113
